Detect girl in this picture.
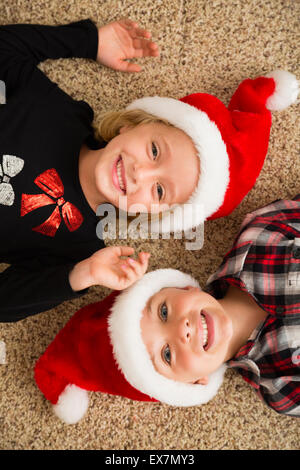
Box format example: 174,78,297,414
0,18,161,321
0,17,297,321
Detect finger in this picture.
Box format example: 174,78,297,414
138,252,150,273
117,60,142,73
119,18,139,29
120,262,139,282
119,19,152,38
127,258,143,277
127,255,148,277
137,252,150,265
117,246,135,257
144,41,160,56
132,38,155,51
129,26,152,39
132,39,159,57
149,46,160,57
125,256,147,278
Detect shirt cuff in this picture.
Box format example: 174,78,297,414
63,263,89,299
83,19,99,61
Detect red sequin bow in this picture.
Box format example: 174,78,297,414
21,168,83,237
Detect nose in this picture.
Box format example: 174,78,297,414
178,317,192,344
132,162,157,185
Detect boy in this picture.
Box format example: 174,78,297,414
140,195,300,413
35,195,300,423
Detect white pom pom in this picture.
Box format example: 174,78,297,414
265,70,299,111
53,384,89,424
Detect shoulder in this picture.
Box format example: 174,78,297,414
240,196,300,232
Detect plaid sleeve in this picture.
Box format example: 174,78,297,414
258,380,300,417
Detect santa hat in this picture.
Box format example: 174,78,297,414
35,269,226,424
126,70,299,233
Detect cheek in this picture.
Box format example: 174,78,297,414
180,350,200,373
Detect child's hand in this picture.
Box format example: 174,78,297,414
69,246,150,292
97,19,159,72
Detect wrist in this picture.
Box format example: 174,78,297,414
69,258,94,292
96,27,103,64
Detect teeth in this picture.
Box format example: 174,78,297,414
201,314,208,347
117,159,125,191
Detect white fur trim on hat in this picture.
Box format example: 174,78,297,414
108,269,227,406
126,97,230,229
265,70,299,111
53,384,89,424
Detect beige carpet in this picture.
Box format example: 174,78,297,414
0,0,299,450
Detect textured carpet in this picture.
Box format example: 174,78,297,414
0,0,299,450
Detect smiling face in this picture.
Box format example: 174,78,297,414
140,286,233,384
94,122,200,213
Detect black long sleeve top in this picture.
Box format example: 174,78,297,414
0,19,106,321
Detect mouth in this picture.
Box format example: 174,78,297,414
199,310,214,351
112,156,127,194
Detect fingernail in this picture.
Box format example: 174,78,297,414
127,258,135,264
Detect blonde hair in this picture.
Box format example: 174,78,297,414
93,108,175,142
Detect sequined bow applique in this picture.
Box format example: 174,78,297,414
0,154,24,206
21,168,83,237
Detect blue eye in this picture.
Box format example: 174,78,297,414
151,143,164,200
159,302,168,321
163,345,171,365
152,142,158,159
157,183,163,201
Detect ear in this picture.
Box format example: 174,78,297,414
193,376,209,385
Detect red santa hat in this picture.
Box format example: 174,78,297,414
126,70,299,233
35,269,226,424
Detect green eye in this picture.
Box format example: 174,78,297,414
163,345,171,365
159,302,168,321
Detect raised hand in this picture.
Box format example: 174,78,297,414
96,18,159,72
69,246,151,292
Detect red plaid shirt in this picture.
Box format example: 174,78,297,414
205,195,300,417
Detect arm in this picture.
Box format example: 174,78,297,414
0,261,88,322
0,247,150,322
0,19,98,99
0,18,159,100
258,380,300,418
